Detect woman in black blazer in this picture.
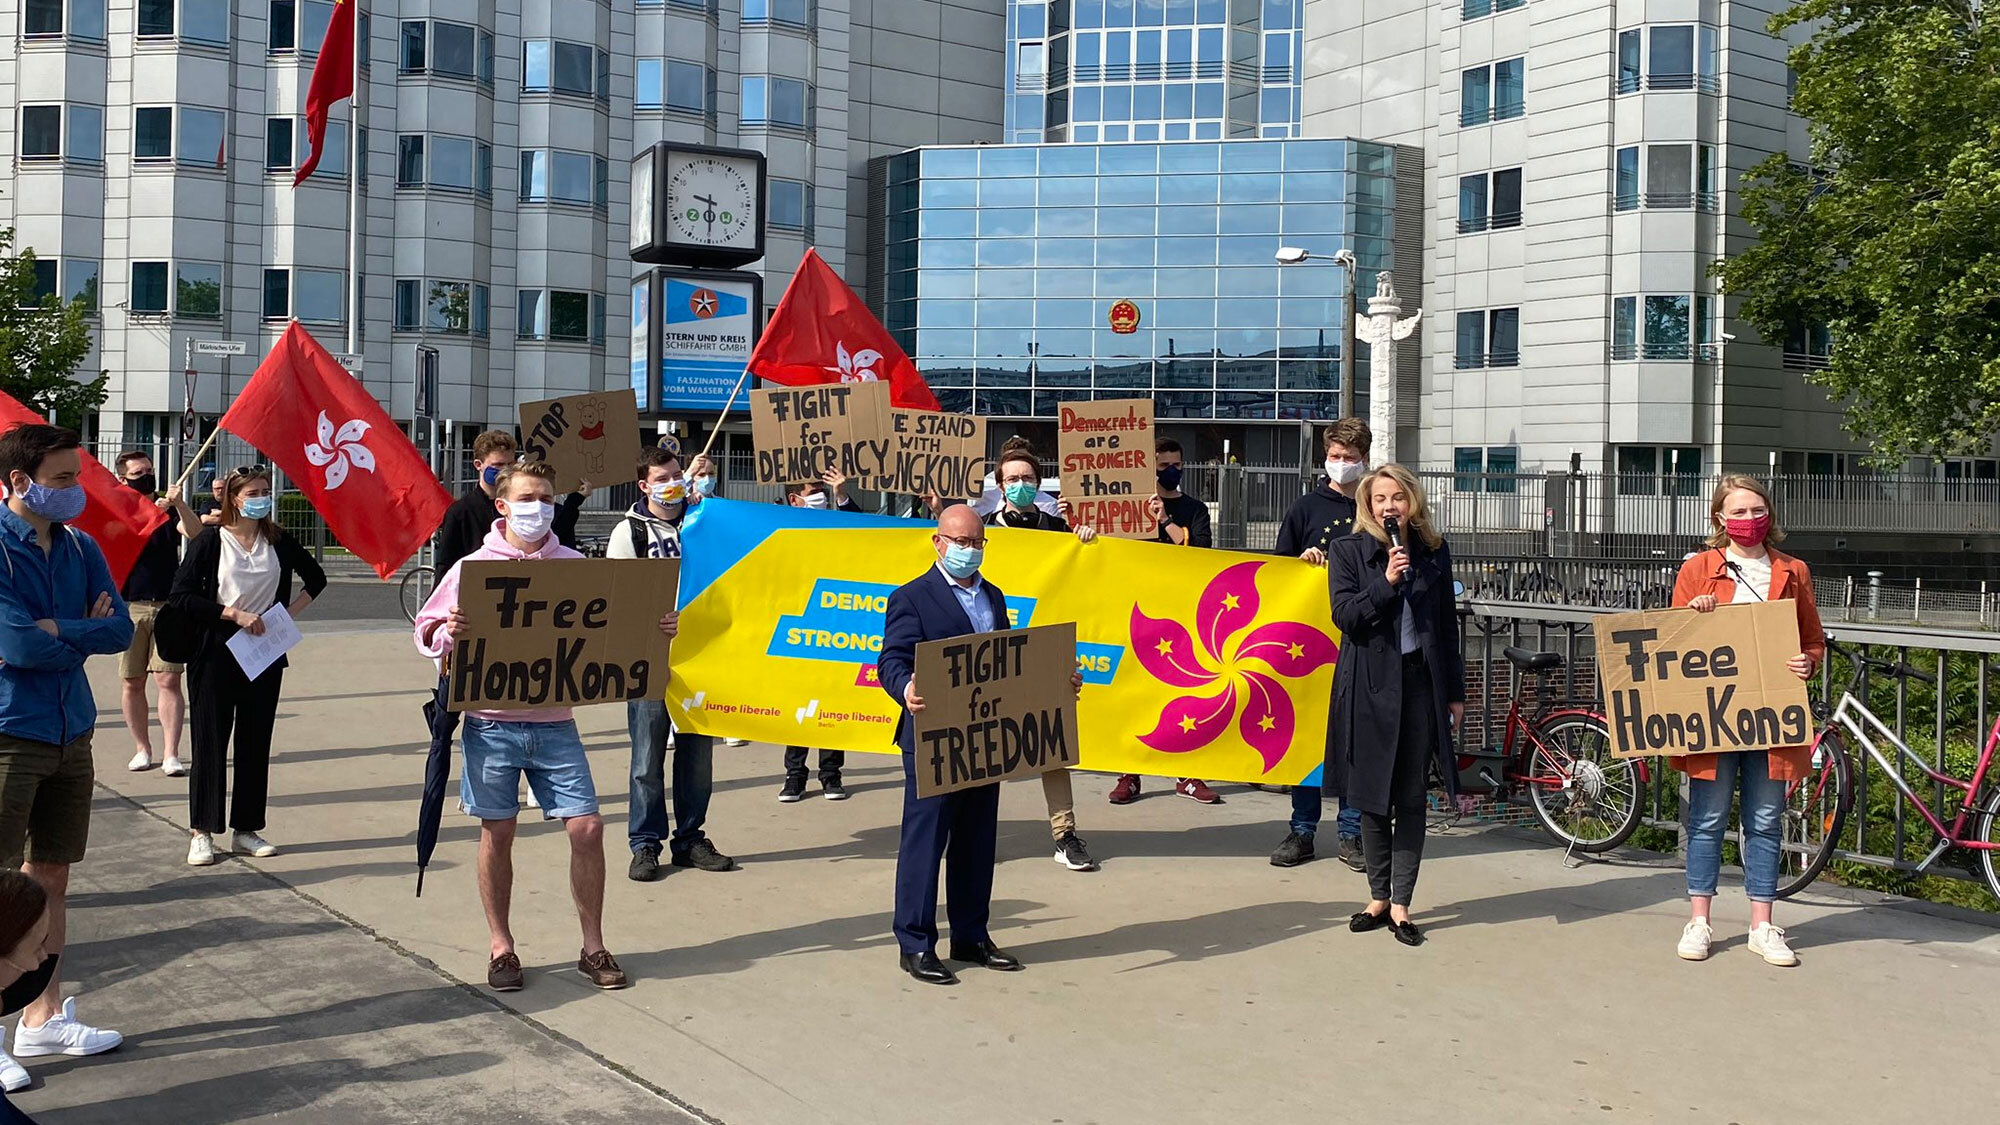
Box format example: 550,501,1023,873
168,466,327,867
1324,464,1464,946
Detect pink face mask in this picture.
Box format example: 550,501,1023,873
1723,514,1770,548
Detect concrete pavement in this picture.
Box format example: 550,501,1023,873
35,621,2000,1123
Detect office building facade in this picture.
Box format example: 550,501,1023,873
2,0,1003,459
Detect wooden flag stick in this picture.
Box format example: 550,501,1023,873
693,365,755,466
173,427,224,492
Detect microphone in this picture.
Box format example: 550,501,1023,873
1384,515,1402,550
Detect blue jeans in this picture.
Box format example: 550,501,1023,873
1684,750,1784,903
1290,785,1361,839
461,718,598,821
626,698,713,857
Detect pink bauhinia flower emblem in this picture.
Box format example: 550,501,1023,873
1130,560,1338,772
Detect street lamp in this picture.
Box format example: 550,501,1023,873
1275,246,1359,418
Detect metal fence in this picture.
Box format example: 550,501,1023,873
1458,599,2000,905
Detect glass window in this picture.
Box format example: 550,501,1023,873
70,0,106,38
1614,146,1639,210
1646,144,1692,207
265,117,294,170
552,151,593,203
430,136,474,189
660,61,704,112
20,106,62,159
138,0,174,36
428,281,469,333
400,20,426,72
176,261,222,318
1454,448,1484,491
262,268,290,319
517,291,545,338
295,268,343,323
302,0,332,53
554,42,593,94
1650,25,1695,90
770,179,813,231
397,134,424,186
134,106,172,160
480,32,496,84
24,260,58,304
1612,295,1636,358
524,40,550,91
1485,447,1518,493
395,279,421,329
131,262,170,312
549,291,591,340
636,58,662,108
182,0,226,43
741,76,767,123
1454,310,1484,369
177,107,225,167
745,0,812,25
270,0,296,50
1488,308,1519,366
1643,295,1691,358
1491,169,1522,227
472,285,490,335
1617,28,1640,93
1460,66,1491,126
1699,25,1718,88
1495,58,1524,119
64,259,98,309
1697,144,1716,209
434,22,476,78
1457,173,1488,232
1616,446,1658,495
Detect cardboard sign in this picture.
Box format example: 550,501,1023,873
447,559,679,712
518,391,643,494
880,409,987,499
1058,399,1158,538
911,622,1079,798
1594,600,1813,758
749,381,892,485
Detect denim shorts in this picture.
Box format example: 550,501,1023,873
460,717,599,821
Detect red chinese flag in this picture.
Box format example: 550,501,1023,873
0,392,170,588
294,0,355,187
222,323,450,579
746,248,940,410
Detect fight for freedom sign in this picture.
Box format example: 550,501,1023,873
447,559,679,712
912,623,1079,798
1593,600,1812,758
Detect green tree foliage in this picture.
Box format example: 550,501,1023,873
0,228,107,425
1716,2,2000,458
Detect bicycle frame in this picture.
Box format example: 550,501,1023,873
1827,694,2000,864
1498,695,1643,789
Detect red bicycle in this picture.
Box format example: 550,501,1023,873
1455,646,1645,852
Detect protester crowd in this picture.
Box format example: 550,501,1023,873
0,407,1826,1094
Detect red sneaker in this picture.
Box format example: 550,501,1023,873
1108,774,1141,804
1176,778,1222,804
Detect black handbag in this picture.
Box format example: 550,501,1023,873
151,602,202,664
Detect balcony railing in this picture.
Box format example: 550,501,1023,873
1615,72,1721,95
1461,0,1527,18
1784,350,1834,370
1610,342,1721,362
1457,210,1523,233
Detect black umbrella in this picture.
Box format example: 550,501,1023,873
415,687,460,896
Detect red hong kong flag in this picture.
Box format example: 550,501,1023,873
746,248,941,410
222,323,451,579
293,0,355,187
0,391,170,588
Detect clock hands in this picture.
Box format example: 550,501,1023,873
694,193,718,235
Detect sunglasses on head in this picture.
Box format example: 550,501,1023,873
230,463,271,479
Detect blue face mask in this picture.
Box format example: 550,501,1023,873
240,495,275,520
21,481,86,524
690,476,715,498
480,465,502,489
1003,482,1038,509
940,543,984,579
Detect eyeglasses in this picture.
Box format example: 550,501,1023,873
230,463,270,479
936,534,987,549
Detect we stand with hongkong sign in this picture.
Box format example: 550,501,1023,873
1593,601,1813,758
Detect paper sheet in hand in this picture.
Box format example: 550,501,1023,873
226,602,301,680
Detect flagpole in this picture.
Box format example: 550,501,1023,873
694,365,754,465
344,2,363,359
174,427,225,493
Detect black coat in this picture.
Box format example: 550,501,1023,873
168,526,329,669
1322,532,1465,813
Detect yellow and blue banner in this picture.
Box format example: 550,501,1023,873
665,498,1342,786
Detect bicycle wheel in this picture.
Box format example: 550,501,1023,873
1526,713,1644,852
1974,788,2000,905
1773,730,1853,899
400,565,437,624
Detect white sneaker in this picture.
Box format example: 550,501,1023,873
161,756,187,777
187,833,217,866
1747,922,1800,967
232,830,278,858
1676,919,1713,961
11,997,122,1058
724,738,749,747
0,1030,29,1092
126,750,153,772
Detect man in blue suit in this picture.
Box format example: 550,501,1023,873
878,504,1079,985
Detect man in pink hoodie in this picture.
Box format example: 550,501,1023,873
414,461,677,994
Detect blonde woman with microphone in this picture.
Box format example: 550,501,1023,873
1324,465,1464,946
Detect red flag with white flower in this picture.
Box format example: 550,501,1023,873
221,323,450,579
0,391,170,587
745,248,940,410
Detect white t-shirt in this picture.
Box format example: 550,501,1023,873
1727,552,1772,605
218,529,281,614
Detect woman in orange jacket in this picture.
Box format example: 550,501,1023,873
1669,474,1825,967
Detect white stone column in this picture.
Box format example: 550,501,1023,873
1354,271,1422,464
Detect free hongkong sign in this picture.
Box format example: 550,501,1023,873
1593,600,1812,758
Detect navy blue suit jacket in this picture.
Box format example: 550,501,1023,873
878,566,1010,748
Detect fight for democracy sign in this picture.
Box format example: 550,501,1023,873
1593,600,1812,758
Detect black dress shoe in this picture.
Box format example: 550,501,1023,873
1349,910,1390,933
947,940,1024,971
1391,920,1424,947
898,951,958,985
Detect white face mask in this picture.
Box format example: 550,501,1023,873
1327,459,1365,486
800,492,829,510
505,500,555,542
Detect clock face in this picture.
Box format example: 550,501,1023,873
630,150,655,253
666,157,757,249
